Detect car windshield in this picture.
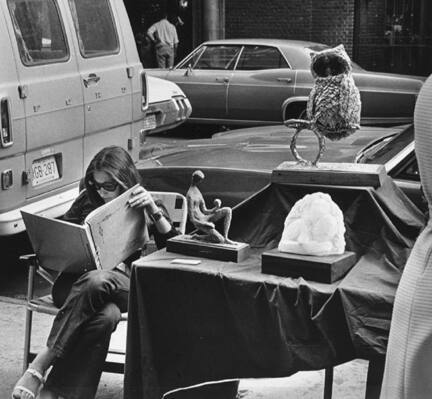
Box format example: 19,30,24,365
357,125,414,165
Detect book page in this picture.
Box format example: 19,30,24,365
85,184,148,270
21,211,96,273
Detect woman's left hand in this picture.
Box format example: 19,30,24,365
128,185,158,212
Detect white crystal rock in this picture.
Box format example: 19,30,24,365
278,192,346,256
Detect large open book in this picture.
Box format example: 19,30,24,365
22,184,148,273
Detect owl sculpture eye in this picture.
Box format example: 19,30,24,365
284,44,362,165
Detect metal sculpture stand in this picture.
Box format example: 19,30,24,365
284,119,326,166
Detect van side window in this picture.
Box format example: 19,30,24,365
68,0,119,57
7,0,69,66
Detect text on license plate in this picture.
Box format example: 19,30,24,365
31,155,60,187
143,114,157,130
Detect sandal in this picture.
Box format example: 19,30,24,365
12,368,45,399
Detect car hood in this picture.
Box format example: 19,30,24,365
138,125,406,171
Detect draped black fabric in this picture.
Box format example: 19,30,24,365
124,177,425,399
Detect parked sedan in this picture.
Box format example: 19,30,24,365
146,39,424,128
138,124,423,213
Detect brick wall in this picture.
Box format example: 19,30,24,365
311,0,355,56
225,0,313,42
225,0,355,56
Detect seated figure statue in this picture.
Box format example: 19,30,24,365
186,170,235,244
278,192,345,256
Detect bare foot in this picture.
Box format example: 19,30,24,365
12,368,44,399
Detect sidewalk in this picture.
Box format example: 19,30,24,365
1,296,368,399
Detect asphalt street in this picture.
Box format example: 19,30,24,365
0,127,369,399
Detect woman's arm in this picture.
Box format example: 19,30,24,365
128,186,179,248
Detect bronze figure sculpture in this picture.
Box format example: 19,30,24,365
186,170,235,244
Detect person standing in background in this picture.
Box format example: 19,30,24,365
147,11,179,68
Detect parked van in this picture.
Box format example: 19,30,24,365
0,0,191,236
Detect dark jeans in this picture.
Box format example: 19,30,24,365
44,269,129,399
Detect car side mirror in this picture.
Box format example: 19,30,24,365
184,64,193,76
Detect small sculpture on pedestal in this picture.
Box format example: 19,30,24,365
186,170,235,244
261,192,356,283
166,170,250,262
278,192,345,256
285,44,362,166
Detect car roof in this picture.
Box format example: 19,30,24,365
200,38,325,48
139,125,408,172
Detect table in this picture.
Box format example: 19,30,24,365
124,179,424,399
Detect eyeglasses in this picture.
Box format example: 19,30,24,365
90,179,119,192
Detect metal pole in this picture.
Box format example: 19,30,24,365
202,0,220,41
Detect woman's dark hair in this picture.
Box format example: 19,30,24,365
84,146,141,206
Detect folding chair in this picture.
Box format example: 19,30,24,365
21,191,187,374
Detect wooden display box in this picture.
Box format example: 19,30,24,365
271,162,386,188
167,235,250,263
261,249,356,283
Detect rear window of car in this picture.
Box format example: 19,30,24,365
236,46,289,70
68,0,119,57
7,0,69,66
306,45,364,71
193,45,241,70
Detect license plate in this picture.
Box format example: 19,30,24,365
31,155,60,187
143,114,157,130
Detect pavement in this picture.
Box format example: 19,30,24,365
0,294,369,399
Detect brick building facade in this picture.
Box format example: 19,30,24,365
226,0,356,57
125,0,432,76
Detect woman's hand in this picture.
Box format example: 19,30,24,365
128,185,158,213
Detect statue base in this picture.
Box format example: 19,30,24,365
271,162,386,188
167,235,250,263
261,249,356,283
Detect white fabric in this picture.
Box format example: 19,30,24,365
147,18,178,47
380,74,432,398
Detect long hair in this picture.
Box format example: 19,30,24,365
84,146,141,206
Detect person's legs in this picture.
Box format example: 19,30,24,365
42,302,122,399
156,45,173,68
12,270,129,399
47,269,129,357
167,46,175,68
155,45,167,68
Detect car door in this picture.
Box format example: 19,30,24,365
227,45,296,123
67,0,133,161
4,0,84,200
164,45,241,120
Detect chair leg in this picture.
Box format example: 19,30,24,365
323,367,333,399
23,261,36,373
23,307,33,373
365,357,385,399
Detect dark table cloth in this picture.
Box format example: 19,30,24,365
124,178,425,399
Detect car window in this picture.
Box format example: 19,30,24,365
193,46,241,70
7,0,69,65
68,0,119,57
236,46,289,70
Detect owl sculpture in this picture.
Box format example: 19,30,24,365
307,44,361,140
285,44,362,165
